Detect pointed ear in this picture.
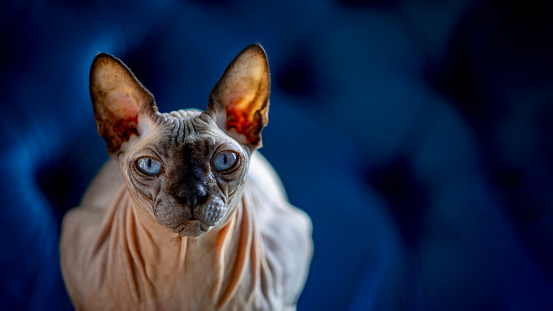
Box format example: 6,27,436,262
90,53,158,155
207,44,270,150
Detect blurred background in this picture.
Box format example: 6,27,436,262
2,0,553,310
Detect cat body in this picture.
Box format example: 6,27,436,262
60,45,313,310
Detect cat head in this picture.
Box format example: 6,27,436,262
89,44,270,237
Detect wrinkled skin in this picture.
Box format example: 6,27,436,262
124,110,247,238
60,45,313,310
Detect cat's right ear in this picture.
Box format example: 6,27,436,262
206,44,270,151
89,53,158,156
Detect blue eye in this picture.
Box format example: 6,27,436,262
137,157,162,175
213,151,237,171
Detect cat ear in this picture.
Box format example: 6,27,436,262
89,53,158,155
207,44,270,150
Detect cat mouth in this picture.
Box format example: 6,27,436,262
172,219,213,237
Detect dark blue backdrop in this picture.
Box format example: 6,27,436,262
2,0,553,310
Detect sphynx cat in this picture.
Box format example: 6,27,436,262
60,44,313,310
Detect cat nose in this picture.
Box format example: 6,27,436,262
179,185,208,208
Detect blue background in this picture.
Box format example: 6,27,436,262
2,0,553,310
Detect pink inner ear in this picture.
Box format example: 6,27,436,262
114,116,138,138
108,94,140,139
225,94,259,143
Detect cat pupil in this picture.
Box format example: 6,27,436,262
137,157,161,175
213,151,237,172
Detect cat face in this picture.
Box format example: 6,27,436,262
121,110,250,236
89,44,270,236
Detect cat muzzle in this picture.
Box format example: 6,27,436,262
170,196,227,237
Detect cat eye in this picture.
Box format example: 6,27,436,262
213,150,238,172
136,157,162,175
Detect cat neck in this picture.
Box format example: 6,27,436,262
105,185,257,308
122,187,245,263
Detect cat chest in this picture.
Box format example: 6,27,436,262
76,236,276,310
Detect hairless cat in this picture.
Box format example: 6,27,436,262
60,44,313,310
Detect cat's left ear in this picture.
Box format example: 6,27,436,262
90,53,158,156
206,44,270,151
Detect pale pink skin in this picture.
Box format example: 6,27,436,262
60,45,313,311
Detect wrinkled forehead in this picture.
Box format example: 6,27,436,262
148,109,237,151
155,109,205,142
